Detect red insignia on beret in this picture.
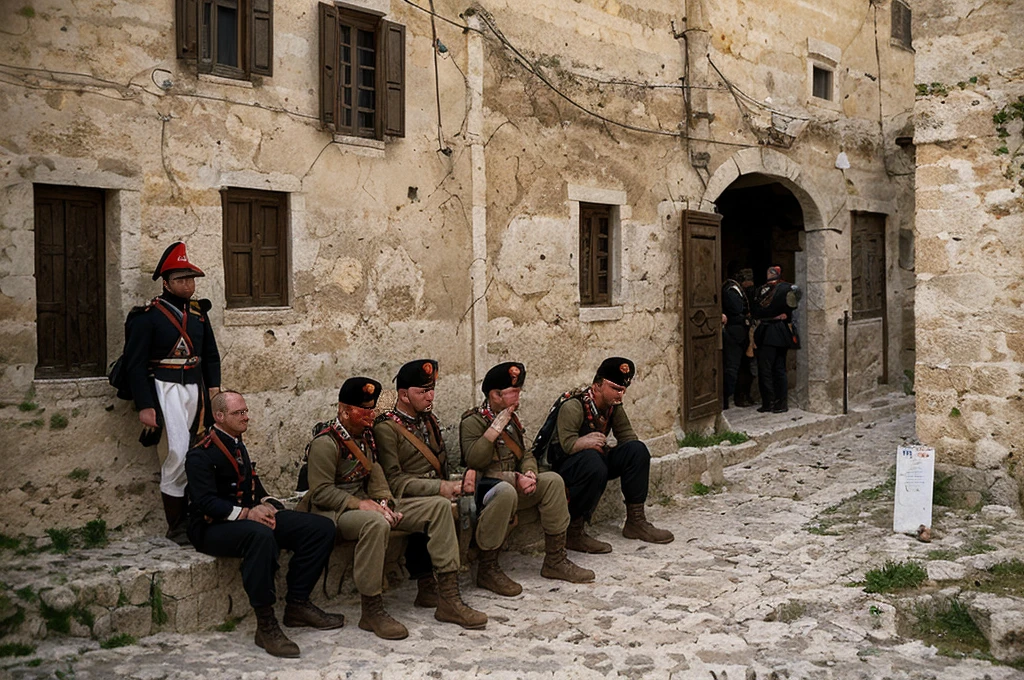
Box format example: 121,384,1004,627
508,365,521,385
422,362,434,376
363,383,375,395
620,363,630,375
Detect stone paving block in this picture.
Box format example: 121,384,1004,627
118,570,152,606
156,566,193,599
196,588,231,630
111,605,153,638
967,592,1024,662
70,576,120,609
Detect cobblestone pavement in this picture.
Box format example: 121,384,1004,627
4,411,1024,680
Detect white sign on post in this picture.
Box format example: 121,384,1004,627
893,445,935,533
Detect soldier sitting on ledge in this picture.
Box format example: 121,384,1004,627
185,390,345,658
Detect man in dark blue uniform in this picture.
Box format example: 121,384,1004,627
752,265,801,413
186,390,344,658
721,266,750,410
122,242,221,544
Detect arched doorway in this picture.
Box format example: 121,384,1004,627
697,148,830,413
716,175,805,408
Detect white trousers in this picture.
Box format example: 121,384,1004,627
154,380,200,497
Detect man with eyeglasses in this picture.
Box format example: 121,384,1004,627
295,377,408,640
122,241,221,544
547,357,674,553
459,361,595,597
185,390,345,658
375,359,488,630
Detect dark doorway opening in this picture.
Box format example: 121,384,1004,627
715,174,805,407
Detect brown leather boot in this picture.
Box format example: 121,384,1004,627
622,503,675,544
358,594,409,640
476,549,522,596
254,606,300,658
161,493,190,546
541,532,595,583
414,576,438,608
434,571,487,629
566,517,612,554
282,599,346,629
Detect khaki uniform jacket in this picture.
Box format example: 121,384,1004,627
555,397,638,455
374,413,449,499
459,411,537,486
296,432,392,519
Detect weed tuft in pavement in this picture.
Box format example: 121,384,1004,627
864,560,927,593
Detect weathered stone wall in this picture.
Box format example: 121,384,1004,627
913,0,1024,480
0,0,915,536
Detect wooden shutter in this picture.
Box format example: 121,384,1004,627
319,2,339,132
198,0,214,73
34,185,106,379
891,1,912,48
223,189,288,308
176,0,199,59
250,0,273,76
382,20,405,138
851,212,886,320
223,190,255,306
680,209,722,425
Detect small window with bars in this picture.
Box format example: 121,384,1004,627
579,203,613,307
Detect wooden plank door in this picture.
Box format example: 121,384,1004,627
681,209,722,426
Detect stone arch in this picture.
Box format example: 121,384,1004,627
700,148,833,413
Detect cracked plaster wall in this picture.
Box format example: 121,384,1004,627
0,0,915,535
912,0,1024,479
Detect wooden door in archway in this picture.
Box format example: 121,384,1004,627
681,209,722,427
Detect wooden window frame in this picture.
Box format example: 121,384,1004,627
851,211,886,321
891,0,913,51
222,188,289,309
176,0,273,80
812,65,833,101
319,2,405,139
579,203,613,307
33,184,107,379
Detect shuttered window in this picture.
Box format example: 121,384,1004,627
319,2,405,139
579,203,612,307
33,185,107,379
176,0,273,79
851,212,886,320
891,1,912,50
222,188,288,308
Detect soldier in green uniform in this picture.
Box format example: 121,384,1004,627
459,362,594,596
374,359,488,630
549,357,675,553
295,377,408,640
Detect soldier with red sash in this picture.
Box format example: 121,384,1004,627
374,359,488,630
122,242,220,544
459,361,594,597
295,377,408,640
185,391,344,658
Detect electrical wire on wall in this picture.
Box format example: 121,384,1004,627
428,0,453,156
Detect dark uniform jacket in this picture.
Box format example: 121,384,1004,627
722,278,750,348
185,427,269,539
460,407,536,487
753,280,798,348
374,409,449,498
555,392,638,455
123,291,221,413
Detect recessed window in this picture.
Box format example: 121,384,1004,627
319,2,405,139
33,185,107,378
579,203,613,307
891,0,912,50
812,66,833,101
177,0,273,80
222,188,289,308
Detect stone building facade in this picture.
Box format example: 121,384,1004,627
0,0,915,535
913,0,1024,503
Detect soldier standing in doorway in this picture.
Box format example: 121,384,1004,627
752,265,801,413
